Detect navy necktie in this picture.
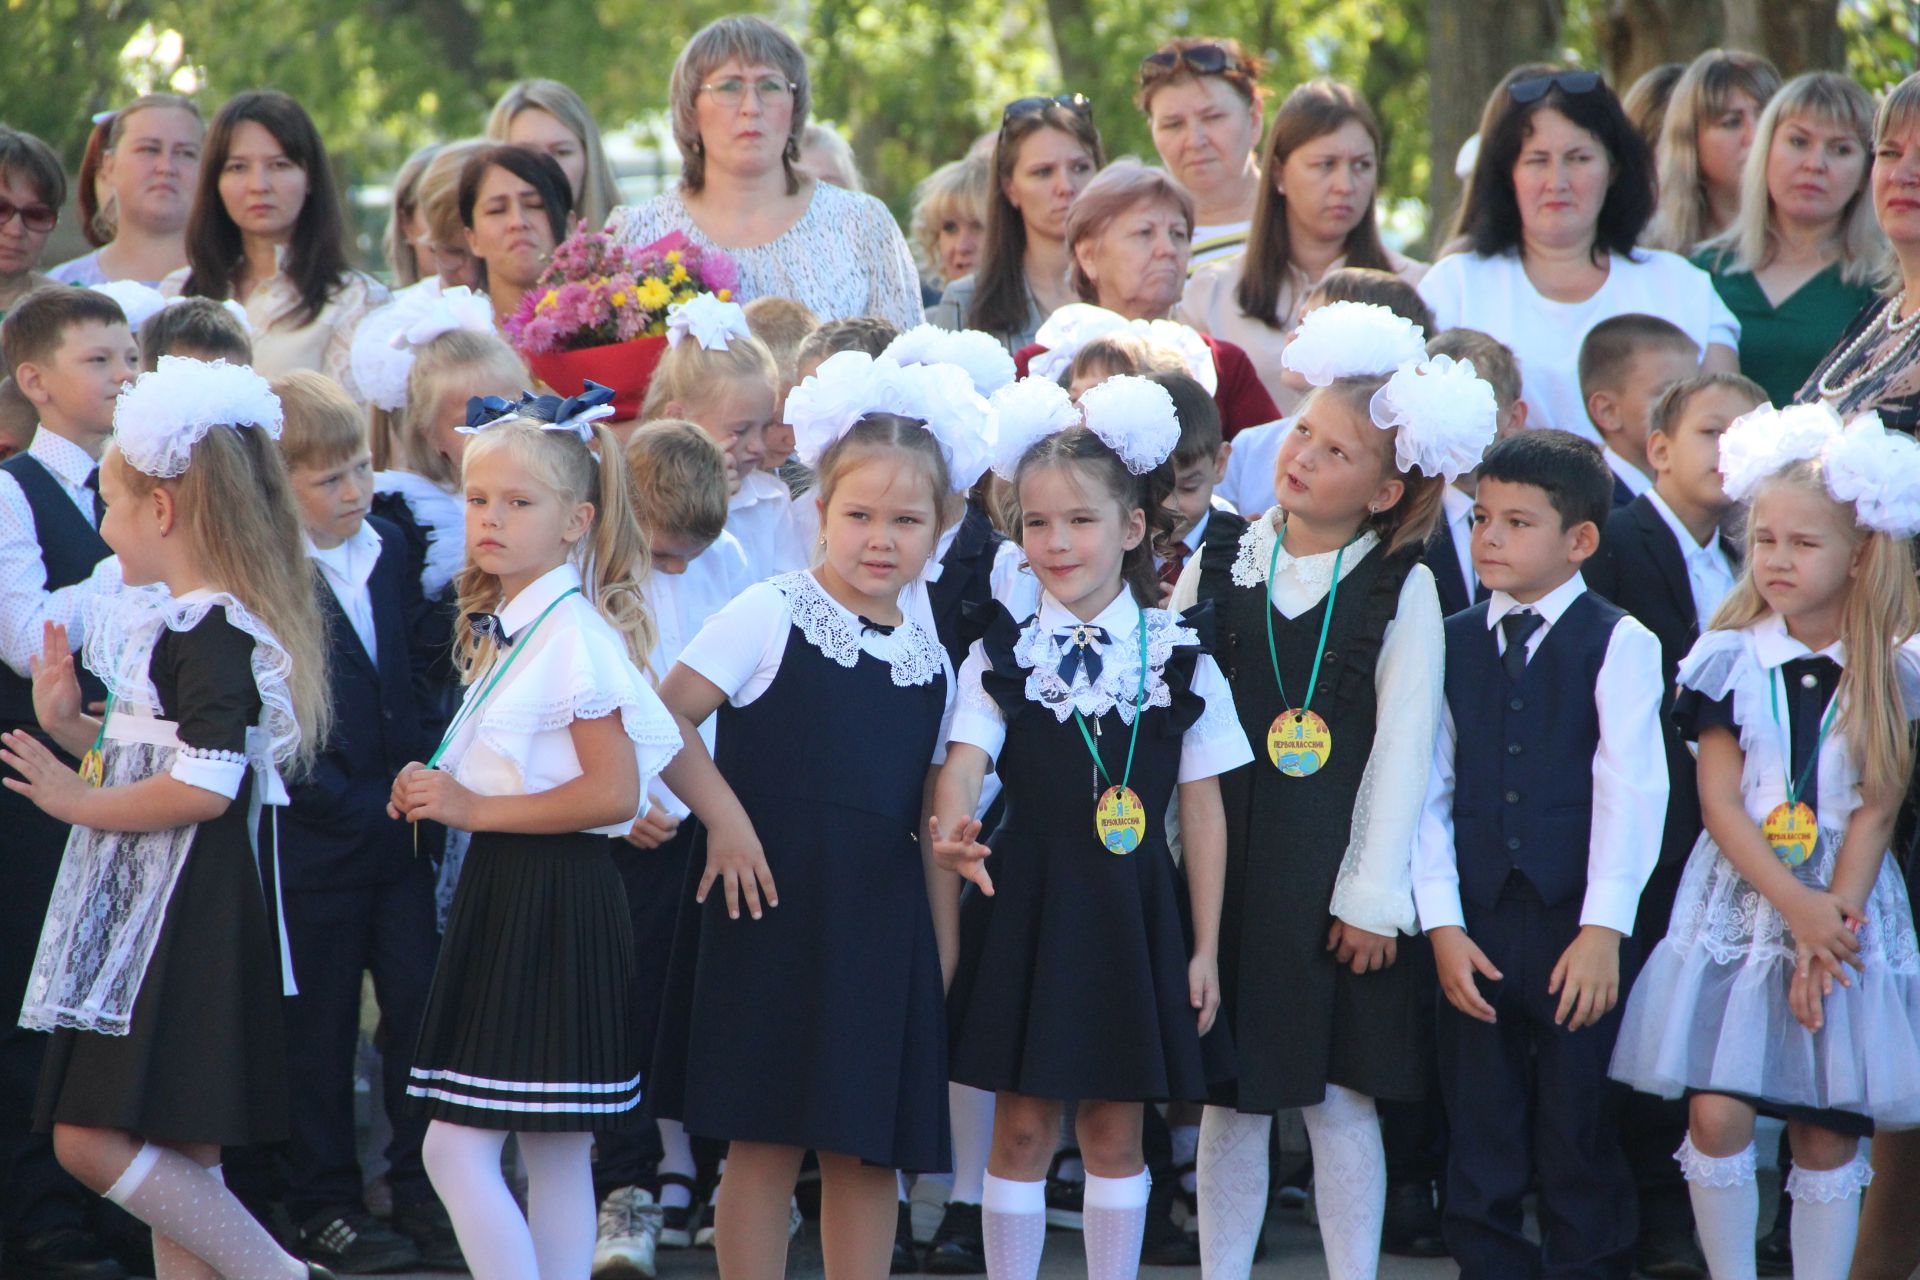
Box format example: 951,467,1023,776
1499,610,1542,683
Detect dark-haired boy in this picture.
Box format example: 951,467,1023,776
0,286,136,1277
1152,370,1243,604
1415,429,1668,1279
1577,313,1700,510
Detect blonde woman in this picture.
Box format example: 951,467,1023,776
381,142,443,290
47,94,202,287
1694,73,1888,404
908,154,990,303
486,79,621,232
1646,49,1781,253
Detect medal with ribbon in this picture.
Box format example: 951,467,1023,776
1068,604,1149,855
78,695,113,787
1763,665,1839,868
1263,526,1350,777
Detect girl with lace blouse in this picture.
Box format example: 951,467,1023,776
932,376,1252,1280
0,358,335,1278
648,354,976,1280
1167,301,1499,1280
1609,404,1920,1280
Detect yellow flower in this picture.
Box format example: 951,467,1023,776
717,289,732,302
635,278,673,310
665,250,683,265
669,264,689,286
610,291,628,308
535,289,559,313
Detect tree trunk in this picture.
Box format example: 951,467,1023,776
1595,0,1721,91
1425,0,1563,253
1722,0,1845,74
1042,0,1101,100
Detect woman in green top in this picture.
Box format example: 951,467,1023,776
1692,72,1889,404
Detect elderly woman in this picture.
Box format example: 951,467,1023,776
1178,80,1425,412
1137,37,1267,271
607,15,921,329
1013,159,1279,436
908,154,990,309
458,144,573,331
1418,71,1738,440
1694,73,1887,405
1645,49,1781,254
487,79,622,232
48,94,202,287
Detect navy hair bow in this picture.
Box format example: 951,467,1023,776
464,394,519,429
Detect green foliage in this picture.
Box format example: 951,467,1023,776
1842,0,1920,91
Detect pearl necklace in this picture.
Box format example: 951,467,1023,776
1817,293,1920,401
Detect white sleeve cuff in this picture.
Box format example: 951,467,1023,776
170,749,247,799
947,709,1006,763
1578,881,1644,936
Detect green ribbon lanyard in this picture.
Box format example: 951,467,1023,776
1264,525,1352,717
1768,665,1841,812
1069,603,1149,796
86,694,114,756
426,587,580,770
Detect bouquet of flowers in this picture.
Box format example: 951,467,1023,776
504,228,740,418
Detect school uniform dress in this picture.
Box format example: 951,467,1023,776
650,570,955,1170
1175,517,1444,1111
27,588,300,1146
371,471,464,604
1414,574,1667,1279
945,591,1252,1102
405,563,682,1132
1610,619,1920,1130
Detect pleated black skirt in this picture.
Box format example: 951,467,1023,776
405,830,642,1132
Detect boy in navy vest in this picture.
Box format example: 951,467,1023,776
0,287,137,1277
270,372,457,1272
1414,429,1668,1279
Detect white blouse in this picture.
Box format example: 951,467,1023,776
606,182,924,332
434,563,683,836
729,470,809,584
1170,514,1445,936
949,588,1253,786
641,531,755,820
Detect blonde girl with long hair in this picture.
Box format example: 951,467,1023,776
1611,405,1920,1280
0,357,333,1279
1646,49,1782,253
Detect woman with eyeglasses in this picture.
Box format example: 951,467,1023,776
1138,38,1266,273
1178,80,1427,414
47,95,203,288
0,128,65,321
607,15,921,330
1418,71,1739,440
928,96,1104,353
163,90,390,402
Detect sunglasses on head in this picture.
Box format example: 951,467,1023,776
1140,43,1233,84
1001,94,1094,130
0,199,57,235
1508,71,1603,104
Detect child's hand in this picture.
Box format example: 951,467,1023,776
1430,925,1501,1024
395,766,478,829
929,815,993,896
1548,925,1621,1031
388,761,426,820
697,816,777,920
27,622,82,736
1781,887,1865,987
1326,919,1398,974
624,801,681,849
1188,950,1220,1034
1789,943,1837,1032
0,730,89,825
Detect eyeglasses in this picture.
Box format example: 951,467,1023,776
1001,94,1094,130
1140,44,1233,85
1508,71,1603,104
0,200,57,234
699,76,798,110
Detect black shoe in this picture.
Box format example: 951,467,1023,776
891,1202,919,1274
6,1226,129,1280
657,1173,700,1249
1635,1221,1707,1280
1140,1175,1199,1267
924,1201,985,1274
1380,1180,1447,1259
392,1199,465,1271
1043,1151,1083,1229
297,1206,422,1274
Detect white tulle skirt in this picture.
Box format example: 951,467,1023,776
1610,829,1920,1127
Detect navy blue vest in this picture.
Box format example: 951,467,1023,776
1443,590,1626,911
0,454,109,732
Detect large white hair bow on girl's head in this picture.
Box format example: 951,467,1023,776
114,356,283,478
784,350,996,491
665,293,752,351
349,286,496,412
1716,402,1844,505
1280,302,1427,385
883,324,1017,397
1821,411,1920,538
987,377,1083,480
1026,304,1220,394
985,374,1182,480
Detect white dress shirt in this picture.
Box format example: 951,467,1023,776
306,521,383,664
1644,489,1737,629
1604,447,1654,501
0,429,120,678
1413,572,1668,935
728,469,809,583
641,531,755,819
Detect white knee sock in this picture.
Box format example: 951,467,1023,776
101,1144,304,1280
1786,1153,1873,1280
518,1131,597,1280
422,1122,539,1280
1301,1085,1385,1280
950,1083,996,1206
1198,1106,1270,1280
1677,1136,1758,1280
1082,1170,1149,1280
981,1172,1046,1280
657,1118,695,1210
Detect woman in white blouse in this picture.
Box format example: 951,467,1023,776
47,94,202,288
1419,71,1739,441
164,91,386,402
606,15,922,330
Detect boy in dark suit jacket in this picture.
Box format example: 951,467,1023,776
1577,314,1700,512
271,373,457,1272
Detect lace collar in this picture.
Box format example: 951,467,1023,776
1230,513,1380,594
771,570,943,688
1014,590,1199,724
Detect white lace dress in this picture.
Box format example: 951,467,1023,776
1609,621,1920,1125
